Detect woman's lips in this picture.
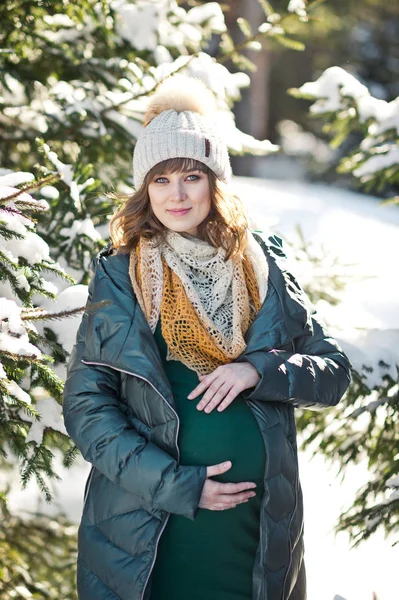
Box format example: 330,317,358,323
167,208,191,216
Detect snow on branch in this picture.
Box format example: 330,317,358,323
291,66,399,190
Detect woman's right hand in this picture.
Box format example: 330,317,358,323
198,461,257,511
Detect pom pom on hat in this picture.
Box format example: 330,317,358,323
144,75,217,126
133,74,232,190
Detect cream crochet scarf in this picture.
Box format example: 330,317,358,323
129,230,269,365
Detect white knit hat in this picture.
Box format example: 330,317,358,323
133,76,232,190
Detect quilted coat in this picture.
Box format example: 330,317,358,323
63,232,352,600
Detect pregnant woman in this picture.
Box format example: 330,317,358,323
63,75,352,600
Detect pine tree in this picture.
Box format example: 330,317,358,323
0,500,77,599
0,170,80,502
290,66,399,201
290,67,399,545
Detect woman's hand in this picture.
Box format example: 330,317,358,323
187,362,260,413
199,461,257,511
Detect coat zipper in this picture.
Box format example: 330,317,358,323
258,238,300,598
83,465,94,505
81,359,180,600
281,439,299,600
81,359,180,462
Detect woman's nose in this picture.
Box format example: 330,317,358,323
169,181,187,201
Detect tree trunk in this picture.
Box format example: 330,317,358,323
225,0,271,176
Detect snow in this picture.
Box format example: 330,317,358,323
386,475,399,488
60,217,102,247
368,96,399,136
357,95,393,124
7,230,52,265
44,149,74,187
111,0,160,51
287,0,307,17
40,185,59,200
0,205,32,234
297,68,399,181
39,279,58,296
0,362,6,379
0,298,41,358
258,23,272,34
0,74,26,105
111,0,226,52
0,172,35,187
0,187,53,265
20,397,67,445
299,66,369,114
353,145,399,178
43,14,75,28
0,183,48,211
186,2,226,34
153,52,250,105
41,13,93,44
386,488,399,502
335,329,399,389
38,284,88,354
105,110,144,138
0,298,25,335
5,379,32,406
278,119,333,162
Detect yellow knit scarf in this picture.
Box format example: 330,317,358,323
129,232,268,375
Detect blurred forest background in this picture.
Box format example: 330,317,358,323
227,0,398,189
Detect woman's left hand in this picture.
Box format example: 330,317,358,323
187,363,260,413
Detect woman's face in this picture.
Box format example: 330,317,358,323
147,168,211,238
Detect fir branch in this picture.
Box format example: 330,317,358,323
31,363,64,401
22,305,87,322
99,54,200,116
2,174,61,203
25,328,68,359
0,249,19,270
63,445,80,468
38,262,76,284
0,222,26,242
0,350,43,364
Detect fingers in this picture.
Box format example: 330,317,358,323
201,462,258,511
217,481,257,494
187,370,219,400
203,384,241,413
219,490,257,505
196,381,232,412
204,488,257,511
206,461,232,478
216,387,242,412
188,366,244,413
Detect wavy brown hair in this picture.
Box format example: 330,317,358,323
110,157,250,260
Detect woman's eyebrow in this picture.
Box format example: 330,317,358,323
154,169,202,176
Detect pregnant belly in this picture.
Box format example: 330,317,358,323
175,386,266,484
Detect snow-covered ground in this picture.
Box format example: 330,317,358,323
6,177,399,600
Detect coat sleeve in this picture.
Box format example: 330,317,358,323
237,238,352,411
63,257,206,520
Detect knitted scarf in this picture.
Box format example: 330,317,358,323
129,230,269,375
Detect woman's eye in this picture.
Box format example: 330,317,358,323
155,177,168,183
187,174,199,181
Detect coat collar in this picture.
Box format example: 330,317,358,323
82,237,312,405
82,251,175,405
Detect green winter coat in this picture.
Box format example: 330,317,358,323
63,232,352,600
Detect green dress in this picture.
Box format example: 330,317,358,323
149,319,266,600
